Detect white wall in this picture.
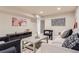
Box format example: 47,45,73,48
44,12,75,36
0,12,37,35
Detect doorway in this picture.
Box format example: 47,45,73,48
40,20,45,33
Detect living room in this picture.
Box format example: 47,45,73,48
0,6,79,53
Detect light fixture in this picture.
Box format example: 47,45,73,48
39,11,43,14
57,7,61,10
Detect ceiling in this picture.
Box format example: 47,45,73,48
17,6,77,16
0,6,77,17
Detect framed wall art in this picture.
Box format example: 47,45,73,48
51,17,65,26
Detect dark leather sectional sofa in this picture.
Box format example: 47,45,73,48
0,32,32,53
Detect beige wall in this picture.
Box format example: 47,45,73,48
0,12,37,35
44,12,75,36
75,7,79,28
0,7,76,37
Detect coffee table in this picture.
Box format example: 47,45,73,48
21,34,48,53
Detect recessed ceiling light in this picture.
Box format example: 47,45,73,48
57,7,61,10
39,11,43,14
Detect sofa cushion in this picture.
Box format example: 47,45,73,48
0,46,17,53
62,33,79,49
0,41,5,44
0,39,20,53
61,29,73,38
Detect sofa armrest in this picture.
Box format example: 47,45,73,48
0,39,21,53
0,46,17,53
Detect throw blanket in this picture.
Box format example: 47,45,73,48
62,33,79,49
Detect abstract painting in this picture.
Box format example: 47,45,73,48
51,18,65,26
12,17,27,26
